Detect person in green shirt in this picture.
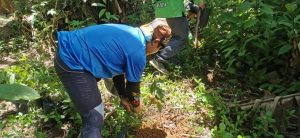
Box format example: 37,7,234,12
150,0,205,74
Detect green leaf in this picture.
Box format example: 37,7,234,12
150,80,165,102
285,3,297,13
105,12,111,19
219,123,226,131
110,15,119,21
0,84,40,101
243,34,259,47
261,4,274,15
226,67,236,74
237,135,244,138
278,44,292,55
287,81,300,92
223,47,236,58
222,15,238,24
98,9,106,18
294,15,300,24
240,1,252,12
278,21,293,28
244,19,256,29
226,59,236,74
227,30,238,38
238,48,246,56
0,121,4,130
91,3,105,7
273,87,285,94
69,20,84,27
9,73,15,84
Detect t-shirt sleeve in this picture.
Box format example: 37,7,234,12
125,51,146,82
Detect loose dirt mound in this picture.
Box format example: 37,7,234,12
135,127,167,138
134,105,211,137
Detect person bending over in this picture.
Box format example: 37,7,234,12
54,23,171,138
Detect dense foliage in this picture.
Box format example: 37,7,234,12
205,0,300,94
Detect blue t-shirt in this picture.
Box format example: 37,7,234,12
57,24,147,82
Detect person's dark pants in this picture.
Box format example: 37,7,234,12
156,16,189,63
54,53,104,138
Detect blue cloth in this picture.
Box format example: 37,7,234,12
57,24,147,82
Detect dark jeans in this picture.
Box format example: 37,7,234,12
156,16,189,62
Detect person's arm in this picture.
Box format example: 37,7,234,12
113,74,142,112
194,0,206,10
112,74,127,98
123,48,146,112
126,81,142,113
112,74,141,106
126,81,141,107
186,0,206,16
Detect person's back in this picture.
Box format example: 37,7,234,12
154,0,185,18
58,24,146,82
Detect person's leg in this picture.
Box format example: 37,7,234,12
54,54,104,138
150,16,189,74
157,16,189,62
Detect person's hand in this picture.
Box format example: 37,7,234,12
120,98,132,112
188,11,197,18
120,98,143,113
120,97,143,113
131,101,143,113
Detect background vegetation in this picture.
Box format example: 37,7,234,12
0,0,300,137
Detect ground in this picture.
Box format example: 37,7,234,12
0,15,16,69
100,72,215,138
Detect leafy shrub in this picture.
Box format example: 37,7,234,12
201,0,300,94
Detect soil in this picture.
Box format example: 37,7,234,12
133,91,212,138
101,79,212,138
0,15,16,69
134,106,211,138
0,15,17,41
135,127,167,138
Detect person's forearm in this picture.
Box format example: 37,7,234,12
112,74,126,98
126,81,141,107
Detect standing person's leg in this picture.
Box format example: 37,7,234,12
157,16,189,61
150,16,189,74
54,54,104,138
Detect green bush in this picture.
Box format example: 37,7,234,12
201,0,300,94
